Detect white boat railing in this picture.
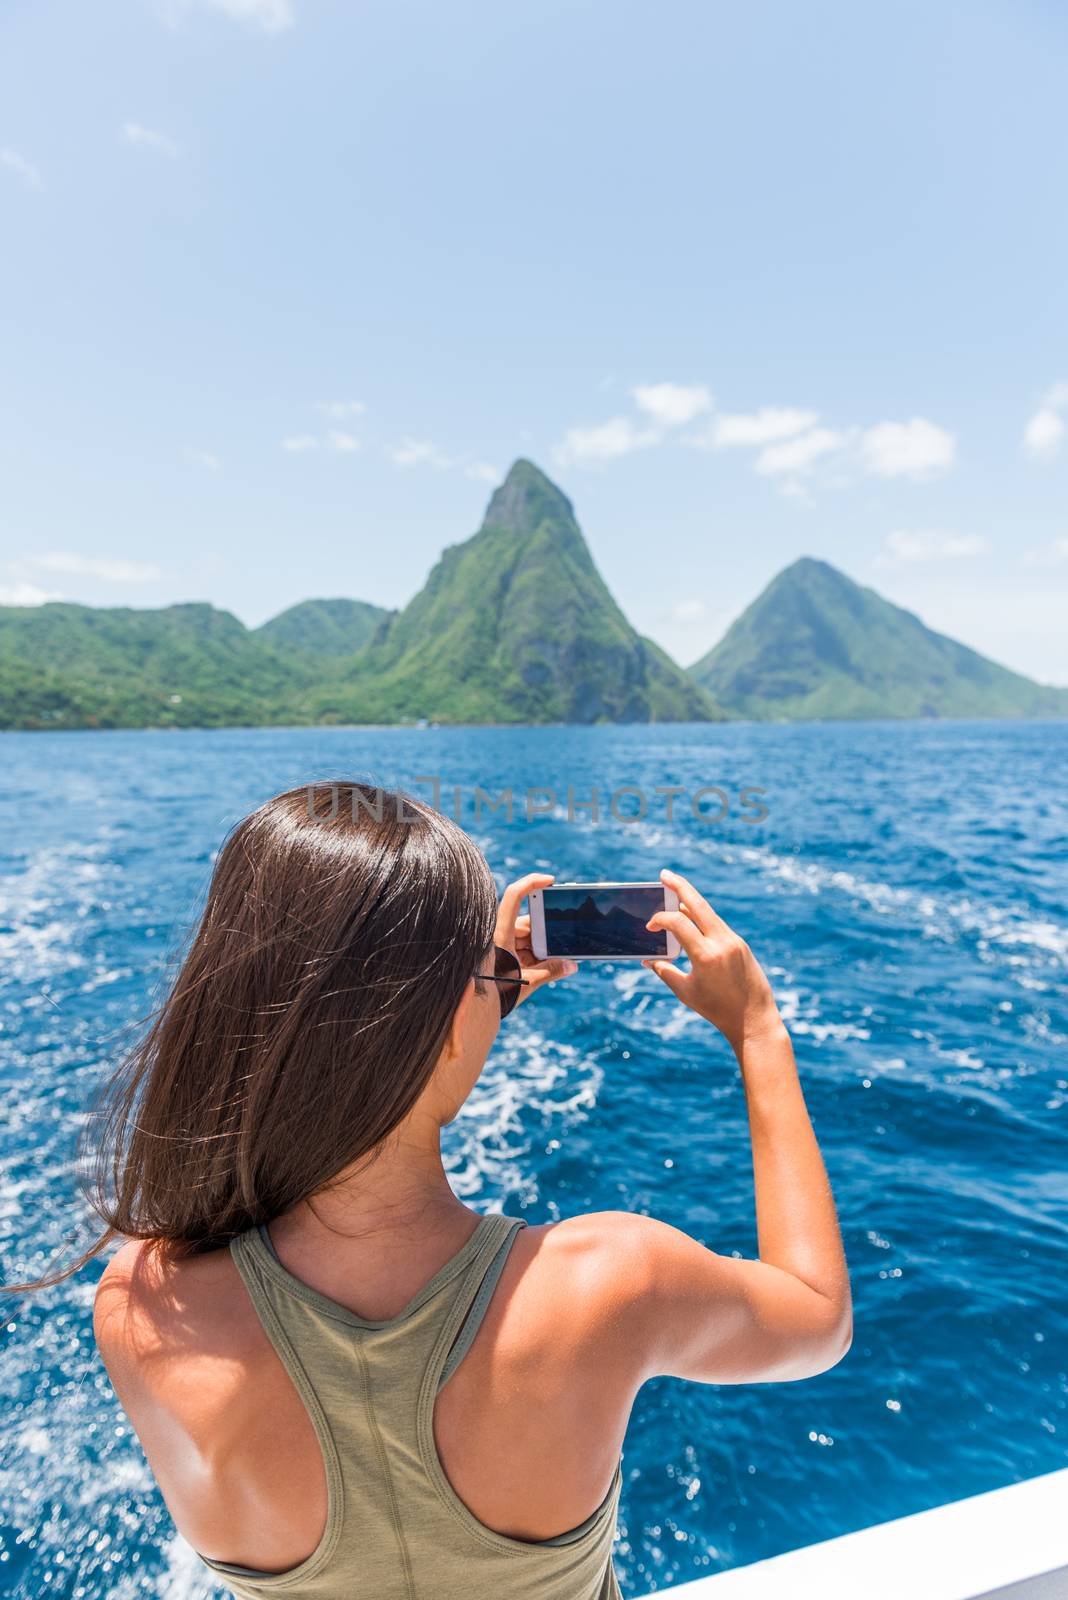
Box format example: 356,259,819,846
636,1468,1068,1600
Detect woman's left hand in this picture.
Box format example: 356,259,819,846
495,873,578,1006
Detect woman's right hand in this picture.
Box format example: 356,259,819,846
644,868,784,1057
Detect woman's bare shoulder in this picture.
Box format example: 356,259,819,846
510,1209,749,1386
93,1237,264,1385
524,1209,682,1279
506,1211,676,1359
93,1238,323,1561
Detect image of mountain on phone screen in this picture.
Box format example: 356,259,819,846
529,882,683,960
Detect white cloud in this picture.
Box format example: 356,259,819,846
31,552,164,582
282,414,362,453
122,122,180,157
1022,385,1068,460
861,417,956,479
632,382,712,428
691,403,956,493
391,438,453,469
1023,408,1065,459
0,581,61,606
31,553,163,585
384,443,496,481
755,427,845,477
554,378,712,465
1036,381,1068,410
711,407,819,448
555,390,958,492
187,449,221,470
465,463,500,485
1023,536,1068,567
320,400,366,419
179,0,294,31
880,530,989,565
554,416,659,465
1,148,42,189
671,599,706,622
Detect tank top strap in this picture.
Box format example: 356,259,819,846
256,1219,282,1263
436,1214,526,1389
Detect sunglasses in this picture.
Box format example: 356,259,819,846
476,944,530,1020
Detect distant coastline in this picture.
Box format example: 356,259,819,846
6,714,1068,737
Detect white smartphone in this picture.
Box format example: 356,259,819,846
529,881,682,962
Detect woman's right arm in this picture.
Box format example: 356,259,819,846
594,869,852,1386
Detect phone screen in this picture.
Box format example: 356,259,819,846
541,885,668,957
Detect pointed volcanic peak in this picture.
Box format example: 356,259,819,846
691,557,1068,720
257,597,392,657
480,458,584,544
324,459,724,724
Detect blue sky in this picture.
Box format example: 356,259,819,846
2,0,1066,681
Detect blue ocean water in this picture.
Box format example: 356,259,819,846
1,721,1066,1598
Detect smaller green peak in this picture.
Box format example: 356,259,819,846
779,555,838,581
482,458,577,535
773,556,863,598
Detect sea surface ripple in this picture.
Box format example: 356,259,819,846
0,721,1066,1596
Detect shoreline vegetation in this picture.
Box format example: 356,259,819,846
6,714,1068,738
3,461,1065,733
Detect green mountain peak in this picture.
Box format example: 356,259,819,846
691,556,1067,720
314,460,722,725
481,458,580,541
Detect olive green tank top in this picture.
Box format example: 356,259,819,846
196,1212,623,1600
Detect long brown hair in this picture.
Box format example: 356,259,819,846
8,781,499,1293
